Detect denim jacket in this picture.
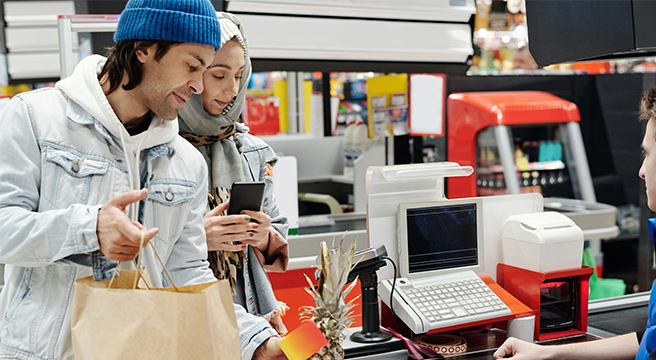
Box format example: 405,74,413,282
235,128,289,318
0,55,276,360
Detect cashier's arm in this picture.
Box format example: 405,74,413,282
494,333,639,360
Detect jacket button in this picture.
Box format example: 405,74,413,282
71,162,80,173
165,192,174,202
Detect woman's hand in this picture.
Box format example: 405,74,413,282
204,200,272,253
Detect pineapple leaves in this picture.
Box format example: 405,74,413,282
303,232,360,349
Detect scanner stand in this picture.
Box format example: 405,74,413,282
348,246,393,343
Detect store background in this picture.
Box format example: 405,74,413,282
0,0,654,328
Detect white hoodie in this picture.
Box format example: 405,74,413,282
55,54,178,286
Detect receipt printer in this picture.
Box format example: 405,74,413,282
502,212,584,273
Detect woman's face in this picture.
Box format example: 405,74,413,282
202,39,245,117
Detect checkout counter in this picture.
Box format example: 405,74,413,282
0,166,647,360
338,293,650,359
274,162,645,359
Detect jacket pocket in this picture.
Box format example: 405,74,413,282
146,181,195,242
45,147,109,177
2,266,71,359
42,147,110,207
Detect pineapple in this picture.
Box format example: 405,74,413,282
300,234,360,360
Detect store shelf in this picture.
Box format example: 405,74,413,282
4,0,79,81
228,1,475,73
238,14,473,64
8,51,78,80
4,1,75,27
228,0,475,23
544,197,619,240
59,11,474,77
478,160,566,175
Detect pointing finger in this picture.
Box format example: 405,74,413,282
106,189,149,210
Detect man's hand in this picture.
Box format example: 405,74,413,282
97,189,159,261
252,337,287,360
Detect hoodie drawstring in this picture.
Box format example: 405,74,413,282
118,129,148,221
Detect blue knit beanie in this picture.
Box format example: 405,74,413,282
114,0,221,51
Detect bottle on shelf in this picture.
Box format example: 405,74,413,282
531,171,541,193
343,114,356,178
521,171,531,188
343,114,368,179
353,115,368,162
480,175,489,196
494,174,506,195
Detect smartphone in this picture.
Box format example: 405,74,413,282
227,181,265,215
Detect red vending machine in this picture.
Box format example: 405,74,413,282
446,91,596,202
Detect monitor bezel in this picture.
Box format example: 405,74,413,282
397,197,485,279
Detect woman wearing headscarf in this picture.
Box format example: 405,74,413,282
178,12,288,335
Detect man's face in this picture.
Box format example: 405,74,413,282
640,119,656,211
135,43,214,120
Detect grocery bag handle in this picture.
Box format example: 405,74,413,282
107,231,179,291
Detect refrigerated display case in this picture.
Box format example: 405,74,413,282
446,91,595,203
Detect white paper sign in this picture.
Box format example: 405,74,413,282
409,74,445,136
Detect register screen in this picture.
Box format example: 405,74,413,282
406,203,478,273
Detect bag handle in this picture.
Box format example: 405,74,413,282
107,231,179,291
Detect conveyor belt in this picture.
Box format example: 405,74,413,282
587,292,650,337
588,305,647,337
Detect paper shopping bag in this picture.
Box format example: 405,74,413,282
71,270,240,360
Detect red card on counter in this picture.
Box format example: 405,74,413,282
279,320,328,360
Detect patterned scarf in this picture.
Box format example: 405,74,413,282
205,185,243,294
178,94,248,295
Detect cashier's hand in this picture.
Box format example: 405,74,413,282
493,337,549,360
97,189,159,261
204,200,272,253
253,337,287,360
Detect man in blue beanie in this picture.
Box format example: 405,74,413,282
0,1,282,359
493,86,656,360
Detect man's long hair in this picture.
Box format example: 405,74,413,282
98,40,177,95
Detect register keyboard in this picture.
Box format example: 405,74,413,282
379,272,511,334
